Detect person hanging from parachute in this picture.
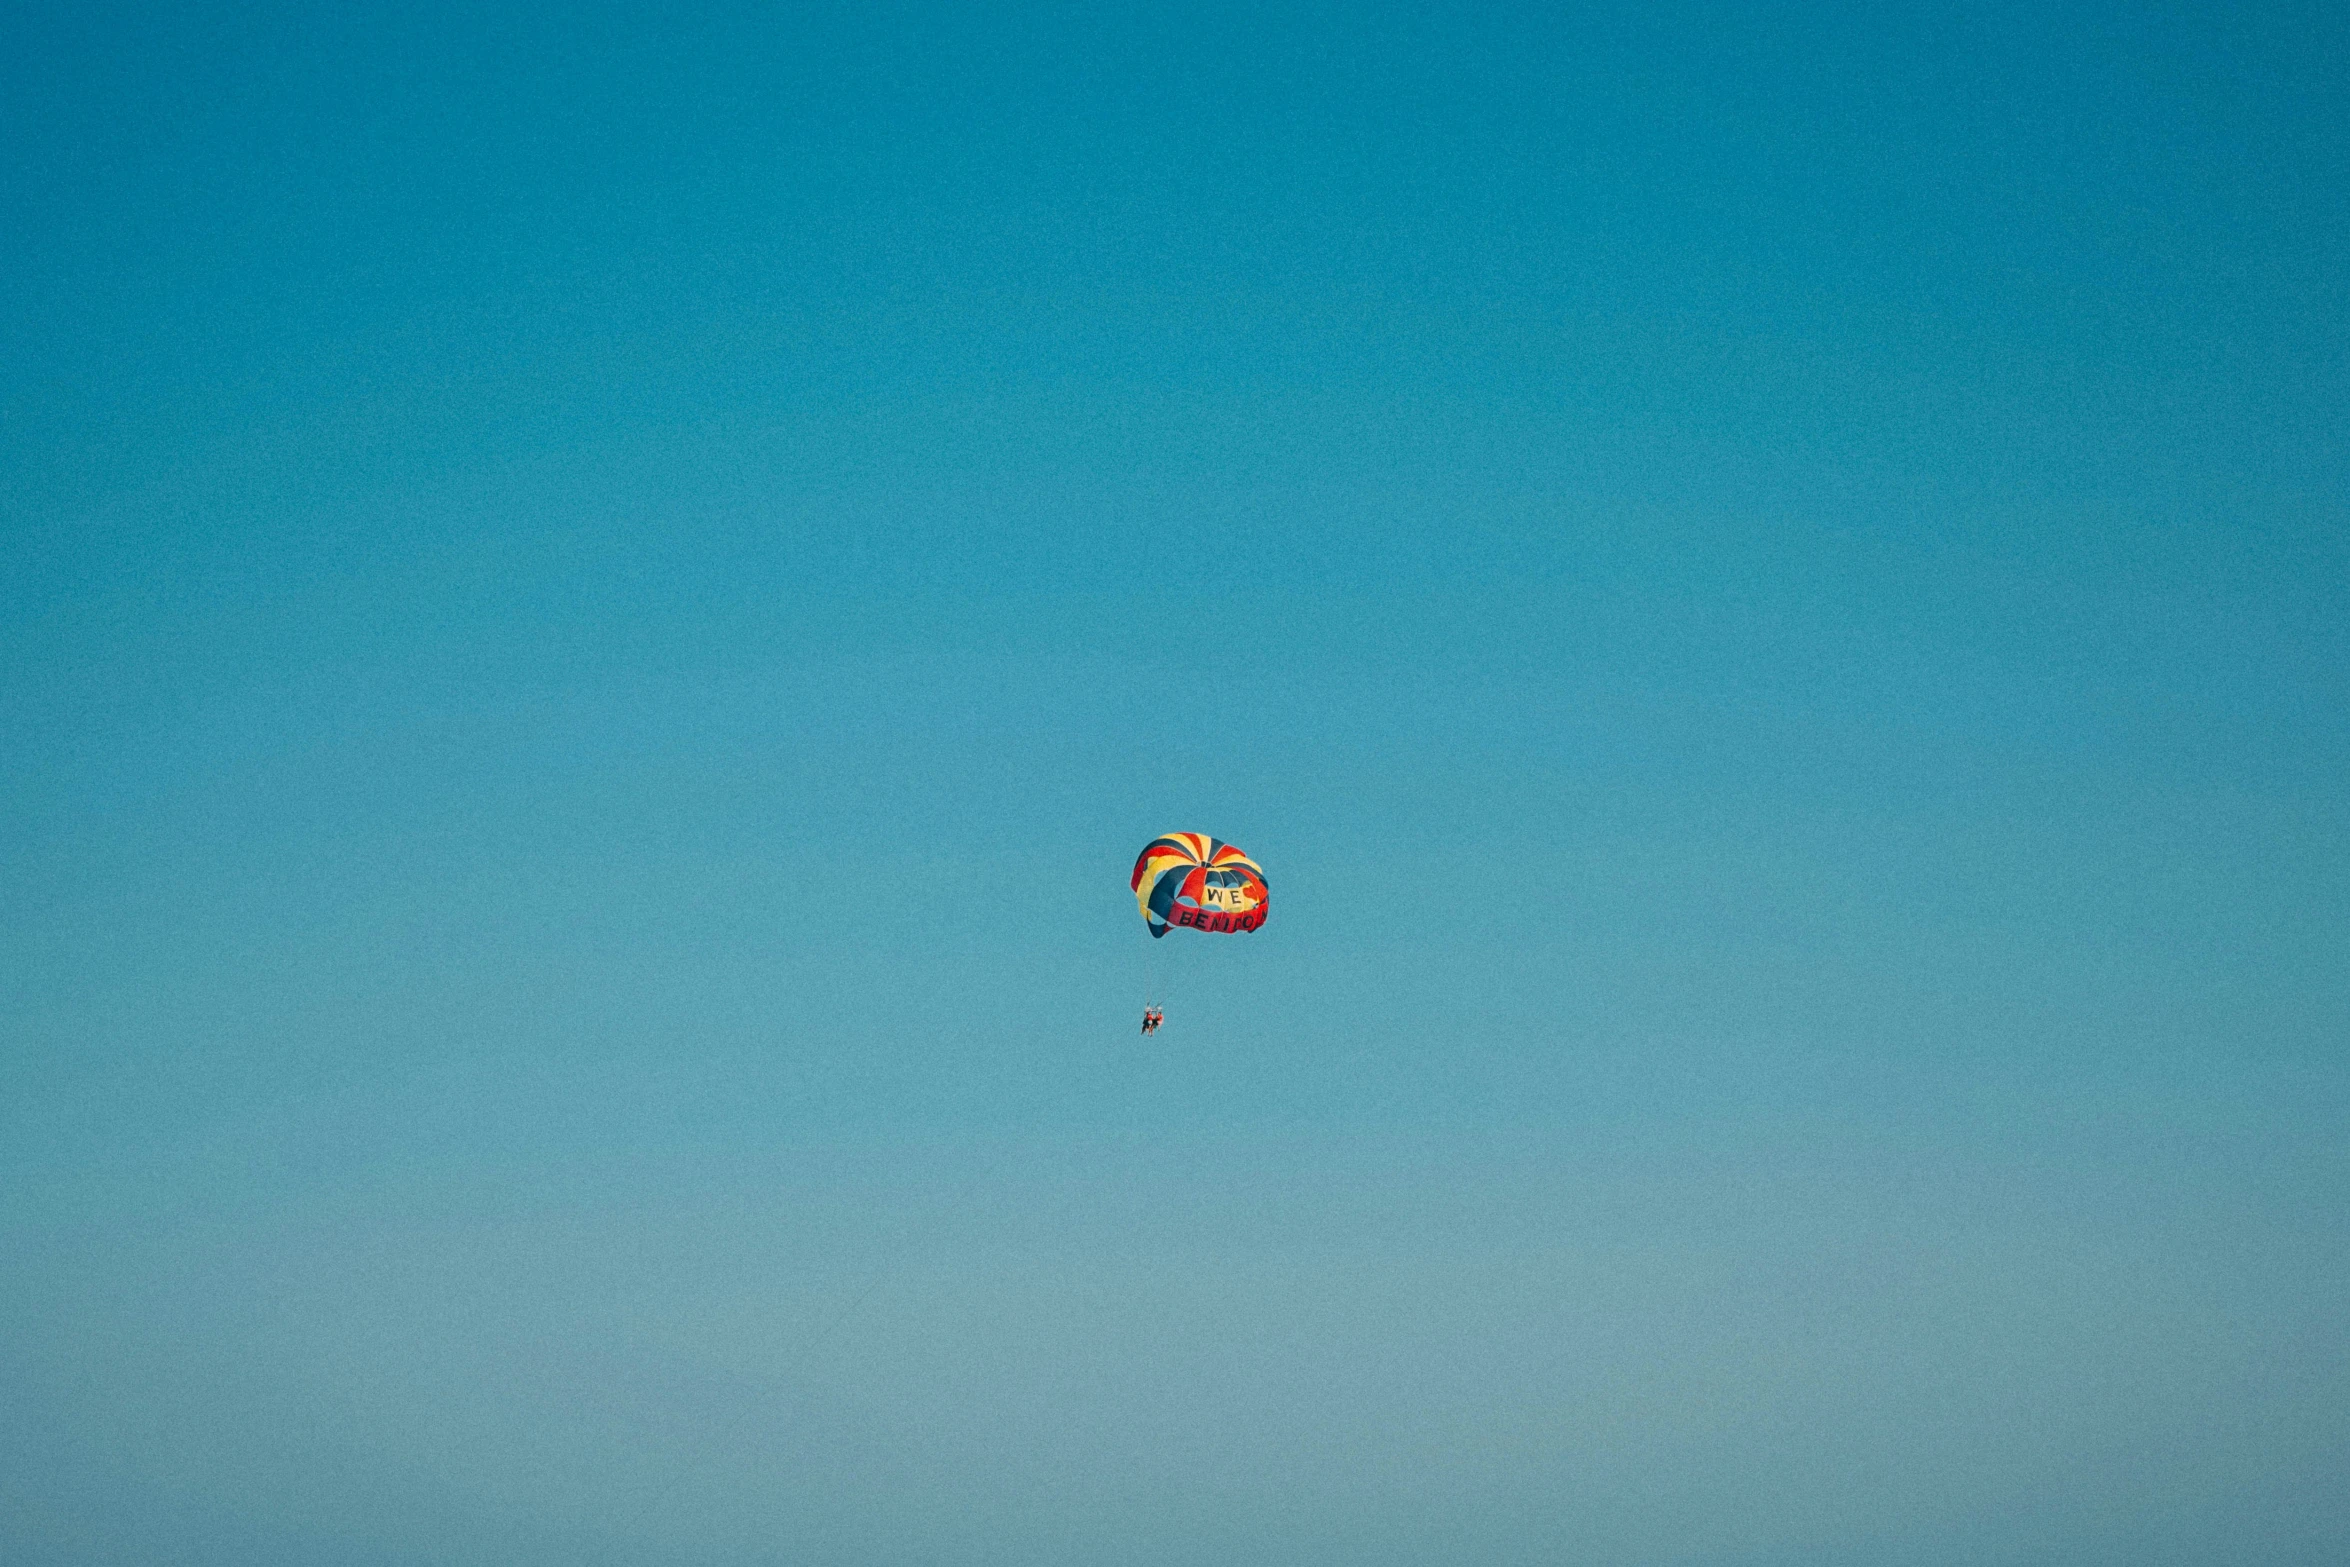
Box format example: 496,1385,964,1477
1130,832,1268,1035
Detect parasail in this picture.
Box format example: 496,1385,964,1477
1131,833,1268,938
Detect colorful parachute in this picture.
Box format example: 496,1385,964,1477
1131,833,1269,938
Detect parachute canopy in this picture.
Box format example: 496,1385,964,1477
1131,833,1268,938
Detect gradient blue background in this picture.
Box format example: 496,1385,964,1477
5,3,2347,1562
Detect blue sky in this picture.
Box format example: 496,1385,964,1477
5,3,2347,1563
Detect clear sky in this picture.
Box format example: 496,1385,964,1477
5,3,2347,1563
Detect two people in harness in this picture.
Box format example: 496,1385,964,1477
1139,1007,1164,1035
